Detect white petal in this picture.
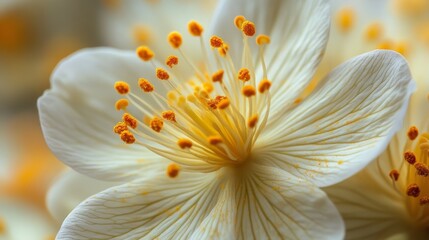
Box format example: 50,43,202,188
210,0,330,112
47,170,117,224
257,50,415,187
38,48,168,181
234,165,344,240
57,171,223,239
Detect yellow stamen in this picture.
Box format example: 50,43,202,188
242,85,256,97
217,98,230,109
247,115,259,128
364,22,383,41
150,117,164,132
203,82,214,93
166,55,179,68
115,99,129,111
218,43,229,57
156,68,170,80
238,68,251,81
136,46,154,61
162,110,176,122
123,113,138,129
138,78,155,92
212,70,224,83
167,163,180,178
258,79,272,93
210,36,224,48
168,31,183,49
208,136,223,145
177,138,192,149
114,81,130,95
336,7,355,32
113,122,128,134
256,34,270,45
234,15,246,29
408,126,419,140
241,21,256,37
188,20,204,36
120,130,135,144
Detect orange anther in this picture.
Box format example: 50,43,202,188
210,36,224,48
136,46,154,61
123,113,138,129
408,126,419,140
208,136,223,145
138,78,154,92
114,81,130,94
156,68,170,80
256,34,270,45
242,85,256,97
247,115,259,128
188,20,204,36
162,110,176,122
113,122,128,134
177,138,192,149
212,70,224,83
166,55,179,68
238,68,251,81
258,79,272,93
167,163,180,178
120,130,135,144
168,31,182,48
150,116,164,132
115,99,129,111
241,21,256,37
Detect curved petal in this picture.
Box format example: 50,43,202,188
210,0,330,113
56,171,223,239
47,170,118,224
38,48,168,181
234,165,344,240
257,50,415,187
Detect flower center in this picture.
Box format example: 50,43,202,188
112,17,273,176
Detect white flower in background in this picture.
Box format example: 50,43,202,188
39,0,414,239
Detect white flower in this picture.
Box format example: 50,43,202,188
39,0,415,239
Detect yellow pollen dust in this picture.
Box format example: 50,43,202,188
336,7,355,32
166,55,179,68
238,68,251,81
188,20,204,36
136,46,154,61
120,130,135,144
258,79,272,93
123,113,138,129
404,151,417,164
407,183,420,197
156,68,170,80
389,169,400,181
217,98,230,109
247,115,259,128
364,22,383,41
114,81,130,94
113,122,128,134
256,34,270,45
115,99,129,111
177,138,192,149
408,126,419,140
208,136,223,145
138,78,154,92
234,15,246,29
242,85,256,97
241,20,256,37
150,117,164,132
162,110,176,122
210,36,224,48
168,31,183,49
167,163,180,178
212,70,224,83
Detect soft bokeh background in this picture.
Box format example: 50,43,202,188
0,0,428,239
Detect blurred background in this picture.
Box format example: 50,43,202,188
0,0,428,239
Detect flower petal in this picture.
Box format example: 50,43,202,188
210,0,330,112
234,165,344,239
257,50,415,187
47,170,117,223
56,171,223,239
38,48,168,181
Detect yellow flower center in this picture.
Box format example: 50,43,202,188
112,17,274,175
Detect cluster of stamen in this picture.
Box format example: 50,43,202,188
111,16,273,177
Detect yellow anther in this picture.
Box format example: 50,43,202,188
188,20,204,36
238,68,251,81
120,130,135,144
420,196,429,205
167,91,176,101
393,0,429,16
256,34,270,45
203,82,214,93
167,163,180,178
177,138,192,149
218,43,229,57
208,136,223,145
162,110,176,122
187,94,196,103
150,116,164,132
198,89,210,99
389,169,400,181
336,7,355,32
210,36,224,48
166,55,179,68
404,151,416,164
241,20,256,37
177,96,187,107
207,96,226,109
114,81,130,94
408,126,419,140
258,79,272,93
395,41,409,56
242,85,256,97
168,31,183,48
247,115,259,128
415,162,429,177
407,183,420,197
234,15,246,29
217,98,230,109
377,40,394,50
115,99,129,111
138,78,154,92
212,70,224,83
156,68,170,80
364,22,383,41
123,113,138,129
136,46,154,61
113,122,128,134
132,24,151,44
